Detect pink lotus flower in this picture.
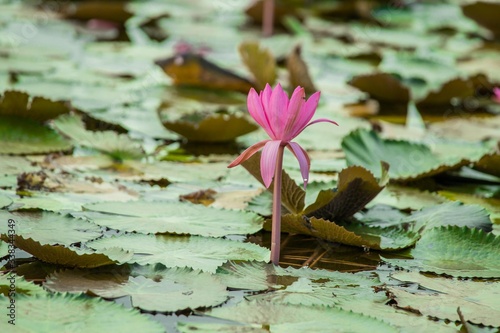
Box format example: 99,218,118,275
228,83,338,188
228,83,338,265
493,87,500,103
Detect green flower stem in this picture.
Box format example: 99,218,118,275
262,0,274,37
271,144,285,265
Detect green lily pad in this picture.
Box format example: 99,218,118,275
0,293,164,333
46,267,229,312
180,300,398,333
389,271,500,326
0,240,7,258
0,273,47,297
0,116,72,155
383,226,500,278
0,195,11,209
81,200,263,237
342,129,492,182
0,211,102,246
52,114,145,161
404,201,492,233
0,156,40,176
88,233,270,273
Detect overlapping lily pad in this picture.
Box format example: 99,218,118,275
342,128,494,181
81,200,263,237
389,271,500,326
0,90,72,154
0,293,164,333
52,114,145,161
88,233,270,273
46,267,229,312
383,226,500,278
179,300,398,333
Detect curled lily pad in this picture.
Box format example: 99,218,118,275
160,109,258,142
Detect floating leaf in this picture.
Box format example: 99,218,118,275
160,110,258,142
81,200,263,237
462,1,500,38
383,226,500,278
0,273,47,297
0,293,164,333
349,73,410,104
389,271,500,326
0,116,71,155
8,236,127,268
216,261,287,291
0,240,8,258
474,152,500,178
238,41,276,90
46,267,228,312
52,114,145,161
156,54,253,93
0,195,11,209
180,300,398,333
342,129,492,182
0,211,102,246
438,191,500,224
404,201,492,233
0,90,70,123
0,156,39,176
88,234,270,273
368,184,446,210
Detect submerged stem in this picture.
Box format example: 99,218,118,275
270,145,285,265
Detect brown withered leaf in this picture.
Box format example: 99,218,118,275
180,189,217,206
462,1,500,38
60,1,132,24
0,90,70,123
287,45,316,94
2,236,123,268
160,111,258,143
474,150,500,178
349,73,410,104
304,164,389,220
416,78,474,107
238,41,276,90
156,54,253,93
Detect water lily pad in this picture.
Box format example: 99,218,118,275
0,293,164,333
88,233,269,273
81,200,263,237
179,300,398,333
0,273,47,297
46,267,229,312
8,236,128,268
389,271,500,326
383,226,500,278
0,116,72,155
0,211,102,246
342,129,492,182
161,110,258,142
0,90,70,122
52,114,145,161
